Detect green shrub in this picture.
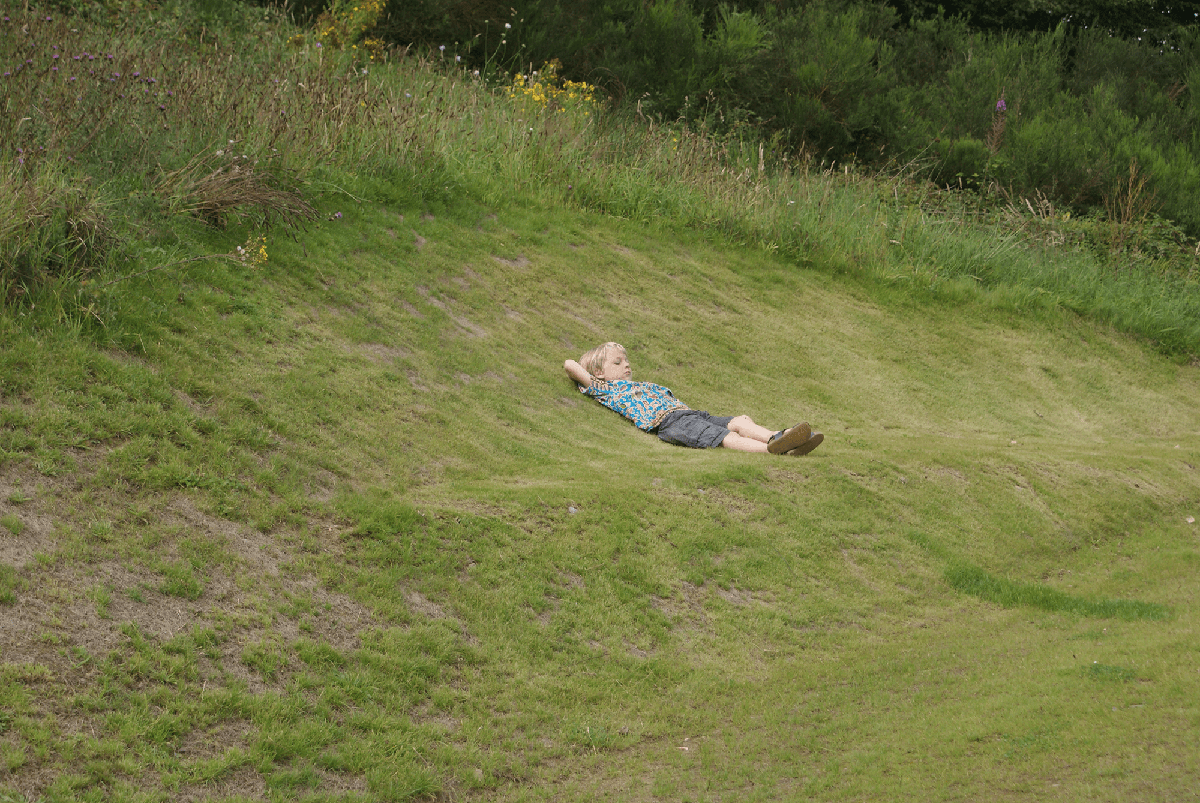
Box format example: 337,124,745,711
765,1,899,157
609,0,707,115
932,137,989,186
1000,99,1109,206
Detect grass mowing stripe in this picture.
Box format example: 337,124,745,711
944,562,1170,621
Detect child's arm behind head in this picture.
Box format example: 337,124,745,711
564,359,594,387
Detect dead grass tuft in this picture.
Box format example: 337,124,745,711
157,149,317,231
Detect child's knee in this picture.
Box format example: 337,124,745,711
728,415,754,433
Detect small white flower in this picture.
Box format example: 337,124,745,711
439,44,445,51
456,55,461,62
505,22,511,29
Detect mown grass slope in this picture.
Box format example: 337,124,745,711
2,184,1199,801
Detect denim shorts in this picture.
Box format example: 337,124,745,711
655,410,734,449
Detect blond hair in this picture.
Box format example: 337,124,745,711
579,341,626,377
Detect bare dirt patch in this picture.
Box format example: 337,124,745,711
177,765,267,803
651,581,709,626
175,720,256,763
406,589,448,619
356,343,410,364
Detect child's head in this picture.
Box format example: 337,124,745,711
580,341,631,381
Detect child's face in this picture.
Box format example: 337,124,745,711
598,349,632,381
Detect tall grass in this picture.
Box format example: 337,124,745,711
2,4,1198,354
408,78,1200,353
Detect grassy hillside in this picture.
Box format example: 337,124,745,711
4,192,1200,801
3,7,1200,802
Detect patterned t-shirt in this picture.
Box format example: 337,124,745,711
581,379,689,431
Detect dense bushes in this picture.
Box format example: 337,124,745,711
371,0,1200,235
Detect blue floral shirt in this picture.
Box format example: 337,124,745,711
581,379,689,431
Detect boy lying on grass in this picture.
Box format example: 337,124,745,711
564,341,823,455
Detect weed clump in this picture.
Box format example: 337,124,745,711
505,59,600,115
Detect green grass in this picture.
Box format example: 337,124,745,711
944,563,1170,621
2,6,1199,803
3,193,1198,801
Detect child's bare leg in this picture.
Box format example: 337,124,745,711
727,415,775,444
720,431,770,452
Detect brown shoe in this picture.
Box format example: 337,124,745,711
787,431,823,456
767,423,812,454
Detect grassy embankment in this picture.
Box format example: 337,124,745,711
2,7,1199,802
